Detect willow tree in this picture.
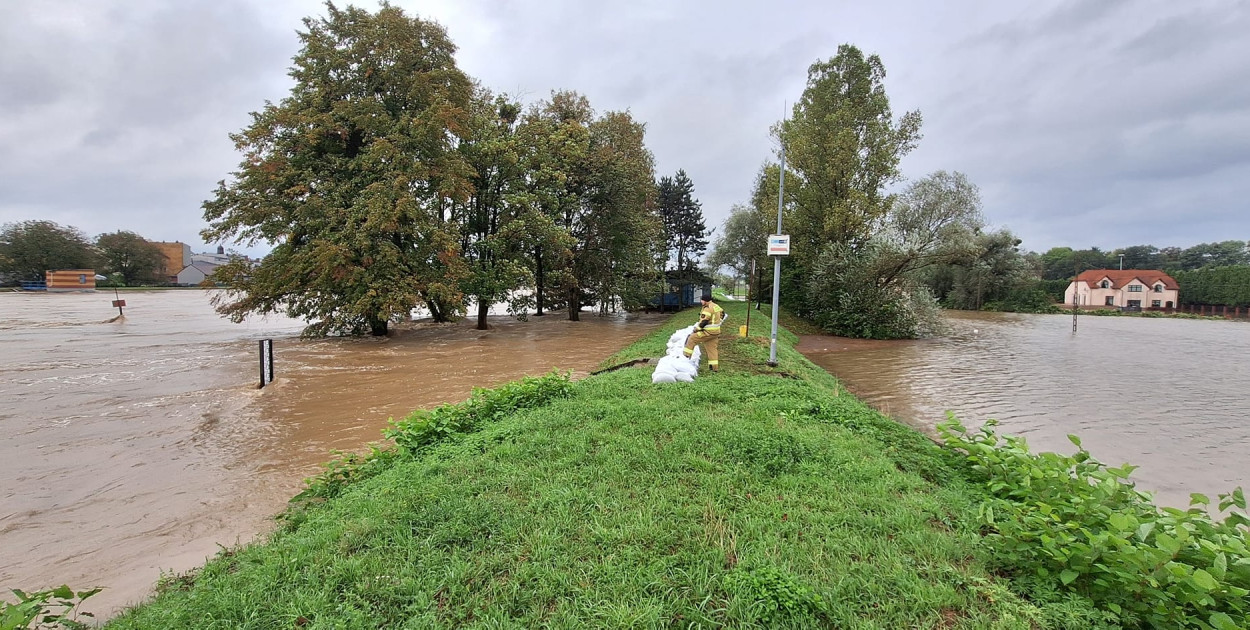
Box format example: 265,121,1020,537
201,3,474,336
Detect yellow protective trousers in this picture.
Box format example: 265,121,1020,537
683,328,720,369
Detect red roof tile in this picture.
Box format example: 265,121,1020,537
1074,269,1179,290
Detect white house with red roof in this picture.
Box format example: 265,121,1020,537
1064,269,1180,308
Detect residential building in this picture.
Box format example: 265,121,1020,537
176,262,220,286
152,241,192,283
1064,269,1180,309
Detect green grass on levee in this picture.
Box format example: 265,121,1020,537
105,297,1077,629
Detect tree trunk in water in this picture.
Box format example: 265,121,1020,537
535,248,545,316
567,286,580,321
476,298,490,330
369,316,388,337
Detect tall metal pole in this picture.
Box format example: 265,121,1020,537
768,131,785,367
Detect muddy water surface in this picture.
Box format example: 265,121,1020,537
797,311,1250,510
0,290,664,619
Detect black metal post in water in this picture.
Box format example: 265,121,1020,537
258,339,274,388
112,287,125,317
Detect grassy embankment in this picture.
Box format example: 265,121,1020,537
105,299,1091,628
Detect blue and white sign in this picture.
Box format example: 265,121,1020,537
767,234,790,256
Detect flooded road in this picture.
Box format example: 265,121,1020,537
797,311,1250,510
0,290,665,619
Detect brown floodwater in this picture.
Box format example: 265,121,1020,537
797,310,1250,510
0,290,665,620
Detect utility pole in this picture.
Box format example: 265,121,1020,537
1118,253,1125,270
1072,263,1079,333
768,122,786,368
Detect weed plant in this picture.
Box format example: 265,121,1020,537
939,417,1250,629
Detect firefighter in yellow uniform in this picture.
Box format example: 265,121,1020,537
684,293,726,372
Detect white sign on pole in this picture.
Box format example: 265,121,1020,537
767,234,790,256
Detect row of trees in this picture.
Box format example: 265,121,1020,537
0,220,170,286
709,44,991,339
203,4,707,335
707,44,1247,336
1039,241,1250,280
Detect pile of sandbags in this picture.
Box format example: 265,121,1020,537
652,325,701,384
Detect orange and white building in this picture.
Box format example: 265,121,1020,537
45,269,96,292
1064,269,1180,309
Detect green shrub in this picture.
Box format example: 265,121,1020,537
1,586,100,630
938,416,1250,629
724,566,830,625
384,370,572,454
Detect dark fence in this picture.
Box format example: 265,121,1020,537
1173,304,1250,318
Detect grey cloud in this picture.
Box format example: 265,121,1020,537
3,0,1248,257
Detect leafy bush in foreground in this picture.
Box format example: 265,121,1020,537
1,585,100,630
939,416,1250,629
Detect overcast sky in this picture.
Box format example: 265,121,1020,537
2,0,1247,259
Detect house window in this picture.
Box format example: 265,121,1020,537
1105,296,1115,306
1152,300,1161,307
1128,300,1142,307
1128,284,1143,292
1154,284,1163,292
78,274,86,284
1100,280,1110,289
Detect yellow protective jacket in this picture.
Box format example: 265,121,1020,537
697,301,725,333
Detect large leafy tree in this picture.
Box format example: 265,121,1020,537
455,88,534,330
0,220,97,283
804,171,983,339
656,169,708,275
927,229,1043,312
707,203,768,281
580,110,663,315
515,91,593,317
96,231,164,286
1112,244,1163,270
1039,247,1114,281
1178,240,1249,270
201,3,475,336
779,44,922,262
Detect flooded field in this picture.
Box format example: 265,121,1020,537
798,310,1250,510
0,290,665,619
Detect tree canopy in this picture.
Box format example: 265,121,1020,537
96,231,165,286
196,4,667,334
0,220,97,283
779,44,922,260
202,4,476,336
656,170,708,275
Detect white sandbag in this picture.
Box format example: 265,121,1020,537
673,371,695,382
655,355,683,371
651,371,677,384
672,359,697,375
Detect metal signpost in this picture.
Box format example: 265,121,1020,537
768,134,788,367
